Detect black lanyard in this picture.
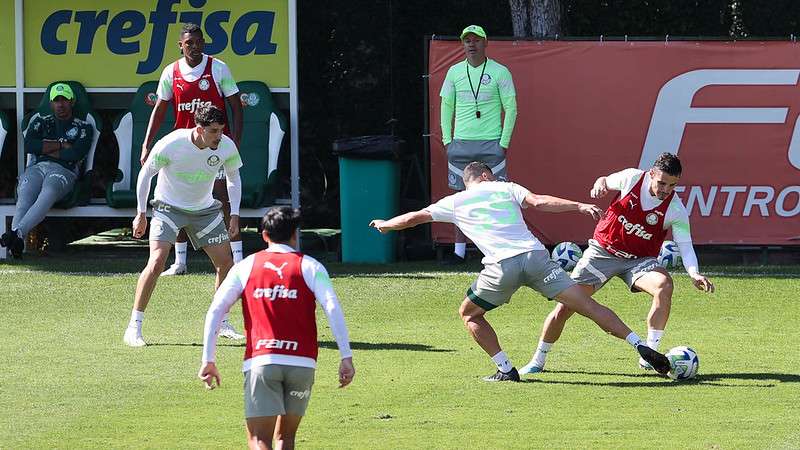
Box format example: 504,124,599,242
466,59,487,119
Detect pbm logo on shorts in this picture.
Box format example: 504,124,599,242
616,215,653,240
177,98,213,112
253,285,298,300
543,267,564,284
290,389,311,399
207,155,221,166
255,338,298,351
645,213,659,225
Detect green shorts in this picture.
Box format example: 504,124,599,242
244,364,316,418
149,200,229,250
572,240,661,292
467,250,576,310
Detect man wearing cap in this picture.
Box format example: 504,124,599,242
0,83,94,258
440,25,518,264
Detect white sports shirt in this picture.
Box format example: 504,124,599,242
137,128,242,213
157,54,239,100
202,243,353,371
604,168,700,275
426,181,545,264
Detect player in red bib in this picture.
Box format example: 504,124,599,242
141,22,245,339
521,153,714,375
199,207,354,449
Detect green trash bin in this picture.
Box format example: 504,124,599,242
335,136,402,263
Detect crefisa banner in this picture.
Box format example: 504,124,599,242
2,0,289,88
429,40,800,245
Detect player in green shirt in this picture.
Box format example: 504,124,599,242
440,25,518,263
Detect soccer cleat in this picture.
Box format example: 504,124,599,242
638,357,654,370
0,231,13,247
123,326,146,347
8,233,24,259
636,344,670,375
519,362,544,375
440,254,467,266
482,367,521,382
160,263,187,276
218,321,245,340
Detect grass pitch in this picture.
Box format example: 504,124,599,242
2,250,799,449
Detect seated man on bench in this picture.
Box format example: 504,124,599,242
1,83,93,258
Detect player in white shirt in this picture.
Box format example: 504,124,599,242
521,153,714,374
124,105,242,347
370,161,673,381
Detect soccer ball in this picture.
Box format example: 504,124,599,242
551,242,582,271
658,240,681,268
665,346,699,380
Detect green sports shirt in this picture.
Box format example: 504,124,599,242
440,58,517,148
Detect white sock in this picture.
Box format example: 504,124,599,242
454,242,466,258
532,341,553,368
222,313,230,324
129,310,144,329
491,351,513,373
230,240,243,264
647,329,664,351
174,242,188,266
625,332,643,348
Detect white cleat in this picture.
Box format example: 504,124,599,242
160,263,187,276
519,362,544,375
218,321,245,340
123,326,146,347
639,357,654,370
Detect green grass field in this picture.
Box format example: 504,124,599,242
2,249,799,449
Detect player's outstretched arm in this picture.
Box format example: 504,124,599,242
370,210,433,233
524,193,603,220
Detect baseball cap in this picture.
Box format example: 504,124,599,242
460,25,487,40
49,83,74,101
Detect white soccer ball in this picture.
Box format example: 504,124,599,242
666,346,699,380
658,240,681,268
551,242,582,271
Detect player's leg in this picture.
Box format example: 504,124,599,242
5,165,44,256
460,258,521,381
246,416,278,450
161,228,189,276
629,265,673,368
273,415,302,450
275,366,313,450
520,285,592,374
191,207,243,339
214,177,243,262
553,285,670,374
125,240,172,346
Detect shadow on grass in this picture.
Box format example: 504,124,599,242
146,340,455,353
319,340,455,352
523,370,800,387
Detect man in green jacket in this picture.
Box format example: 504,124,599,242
440,25,518,264
1,83,93,258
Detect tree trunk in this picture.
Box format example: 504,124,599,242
509,0,530,37
529,0,562,39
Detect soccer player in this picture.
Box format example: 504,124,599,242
370,161,671,381
440,25,517,264
520,152,714,375
199,207,354,450
123,105,241,347
141,22,244,339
